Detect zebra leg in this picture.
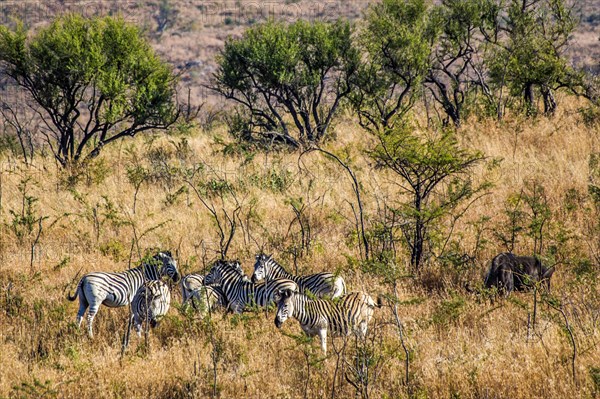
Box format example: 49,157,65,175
133,314,143,338
76,293,88,329
86,301,102,338
318,328,328,354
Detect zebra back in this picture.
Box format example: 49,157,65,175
276,290,375,336
205,260,297,312
180,273,205,303
253,254,345,298
181,273,227,314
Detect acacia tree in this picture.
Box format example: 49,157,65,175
350,0,432,133
425,0,500,127
489,0,578,116
0,14,179,167
212,19,360,147
370,126,485,271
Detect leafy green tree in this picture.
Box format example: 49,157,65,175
212,19,360,147
0,14,179,167
370,125,485,271
351,0,433,133
488,0,578,116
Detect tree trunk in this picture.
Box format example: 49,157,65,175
524,83,535,116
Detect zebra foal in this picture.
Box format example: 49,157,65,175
203,260,298,314
131,280,171,336
253,254,346,298
67,251,180,338
274,289,380,354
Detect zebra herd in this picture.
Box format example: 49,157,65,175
67,251,379,353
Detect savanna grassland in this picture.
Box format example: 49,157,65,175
0,102,599,398
1,1,600,399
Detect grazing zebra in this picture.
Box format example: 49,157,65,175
274,289,380,354
180,273,227,315
131,280,171,337
252,254,346,298
203,260,298,314
67,251,180,338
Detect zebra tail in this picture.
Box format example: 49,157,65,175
67,269,83,302
67,286,79,301
376,295,384,308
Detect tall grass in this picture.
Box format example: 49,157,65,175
0,100,599,398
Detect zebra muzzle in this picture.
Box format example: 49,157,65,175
274,318,283,329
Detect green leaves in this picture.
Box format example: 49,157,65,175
488,0,578,114
351,0,433,133
0,14,178,166
213,19,360,145
371,124,485,270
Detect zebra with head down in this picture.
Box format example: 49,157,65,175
180,273,227,315
67,251,180,338
274,289,380,354
252,254,346,298
203,259,298,314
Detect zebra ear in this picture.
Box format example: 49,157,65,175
275,288,288,301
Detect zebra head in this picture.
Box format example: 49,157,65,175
154,251,180,283
252,253,271,283
274,288,295,329
204,259,245,285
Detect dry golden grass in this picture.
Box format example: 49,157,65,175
0,96,599,399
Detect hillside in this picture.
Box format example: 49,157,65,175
0,0,598,105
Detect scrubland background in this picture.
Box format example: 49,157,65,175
0,1,599,398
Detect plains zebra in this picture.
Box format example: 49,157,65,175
274,289,380,354
131,280,171,337
67,251,180,338
252,254,346,298
180,273,227,315
203,260,298,314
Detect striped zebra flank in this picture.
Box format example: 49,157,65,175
252,254,346,298
180,273,227,315
204,260,298,314
131,280,171,337
274,289,380,354
67,251,180,338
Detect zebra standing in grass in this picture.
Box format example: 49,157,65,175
180,273,227,315
252,254,346,298
203,260,298,314
274,289,380,354
131,280,171,337
67,251,180,338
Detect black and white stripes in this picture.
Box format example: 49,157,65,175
204,260,298,313
252,254,346,298
274,289,378,354
67,251,379,354
67,251,180,337
131,280,172,336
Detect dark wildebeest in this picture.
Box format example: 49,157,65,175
484,253,555,294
